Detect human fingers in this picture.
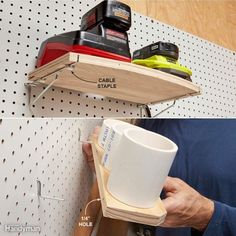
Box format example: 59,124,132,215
88,126,101,141
93,126,101,136
162,196,176,213
163,176,182,193
82,142,93,159
83,143,95,172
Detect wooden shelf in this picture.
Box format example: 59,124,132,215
28,53,200,105
91,135,167,226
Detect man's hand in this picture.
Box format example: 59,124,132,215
82,126,100,173
74,126,101,236
161,177,214,231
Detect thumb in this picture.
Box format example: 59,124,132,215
162,195,175,212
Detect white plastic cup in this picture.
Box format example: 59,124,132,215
107,128,178,208
98,119,127,148
102,122,140,171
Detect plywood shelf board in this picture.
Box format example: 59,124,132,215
28,53,201,105
91,135,167,226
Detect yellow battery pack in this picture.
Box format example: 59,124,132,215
132,55,192,81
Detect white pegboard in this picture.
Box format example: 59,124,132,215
0,0,235,118
132,18,236,118
30,88,142,118
0,118,103,236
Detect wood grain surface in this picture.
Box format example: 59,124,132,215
91,135,167,226
29,53,200,105
121,0,236,51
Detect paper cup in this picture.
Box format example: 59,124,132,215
102,122,140,171
98,119,127,148
107,128,178,208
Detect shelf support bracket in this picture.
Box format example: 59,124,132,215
138,105,144,118
25,73,59,108
31,74,59,106
152,100,176,118
138,104,152,118
36,179,64,201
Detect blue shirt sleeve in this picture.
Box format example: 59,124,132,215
192,201,236,236
139,119,236,236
